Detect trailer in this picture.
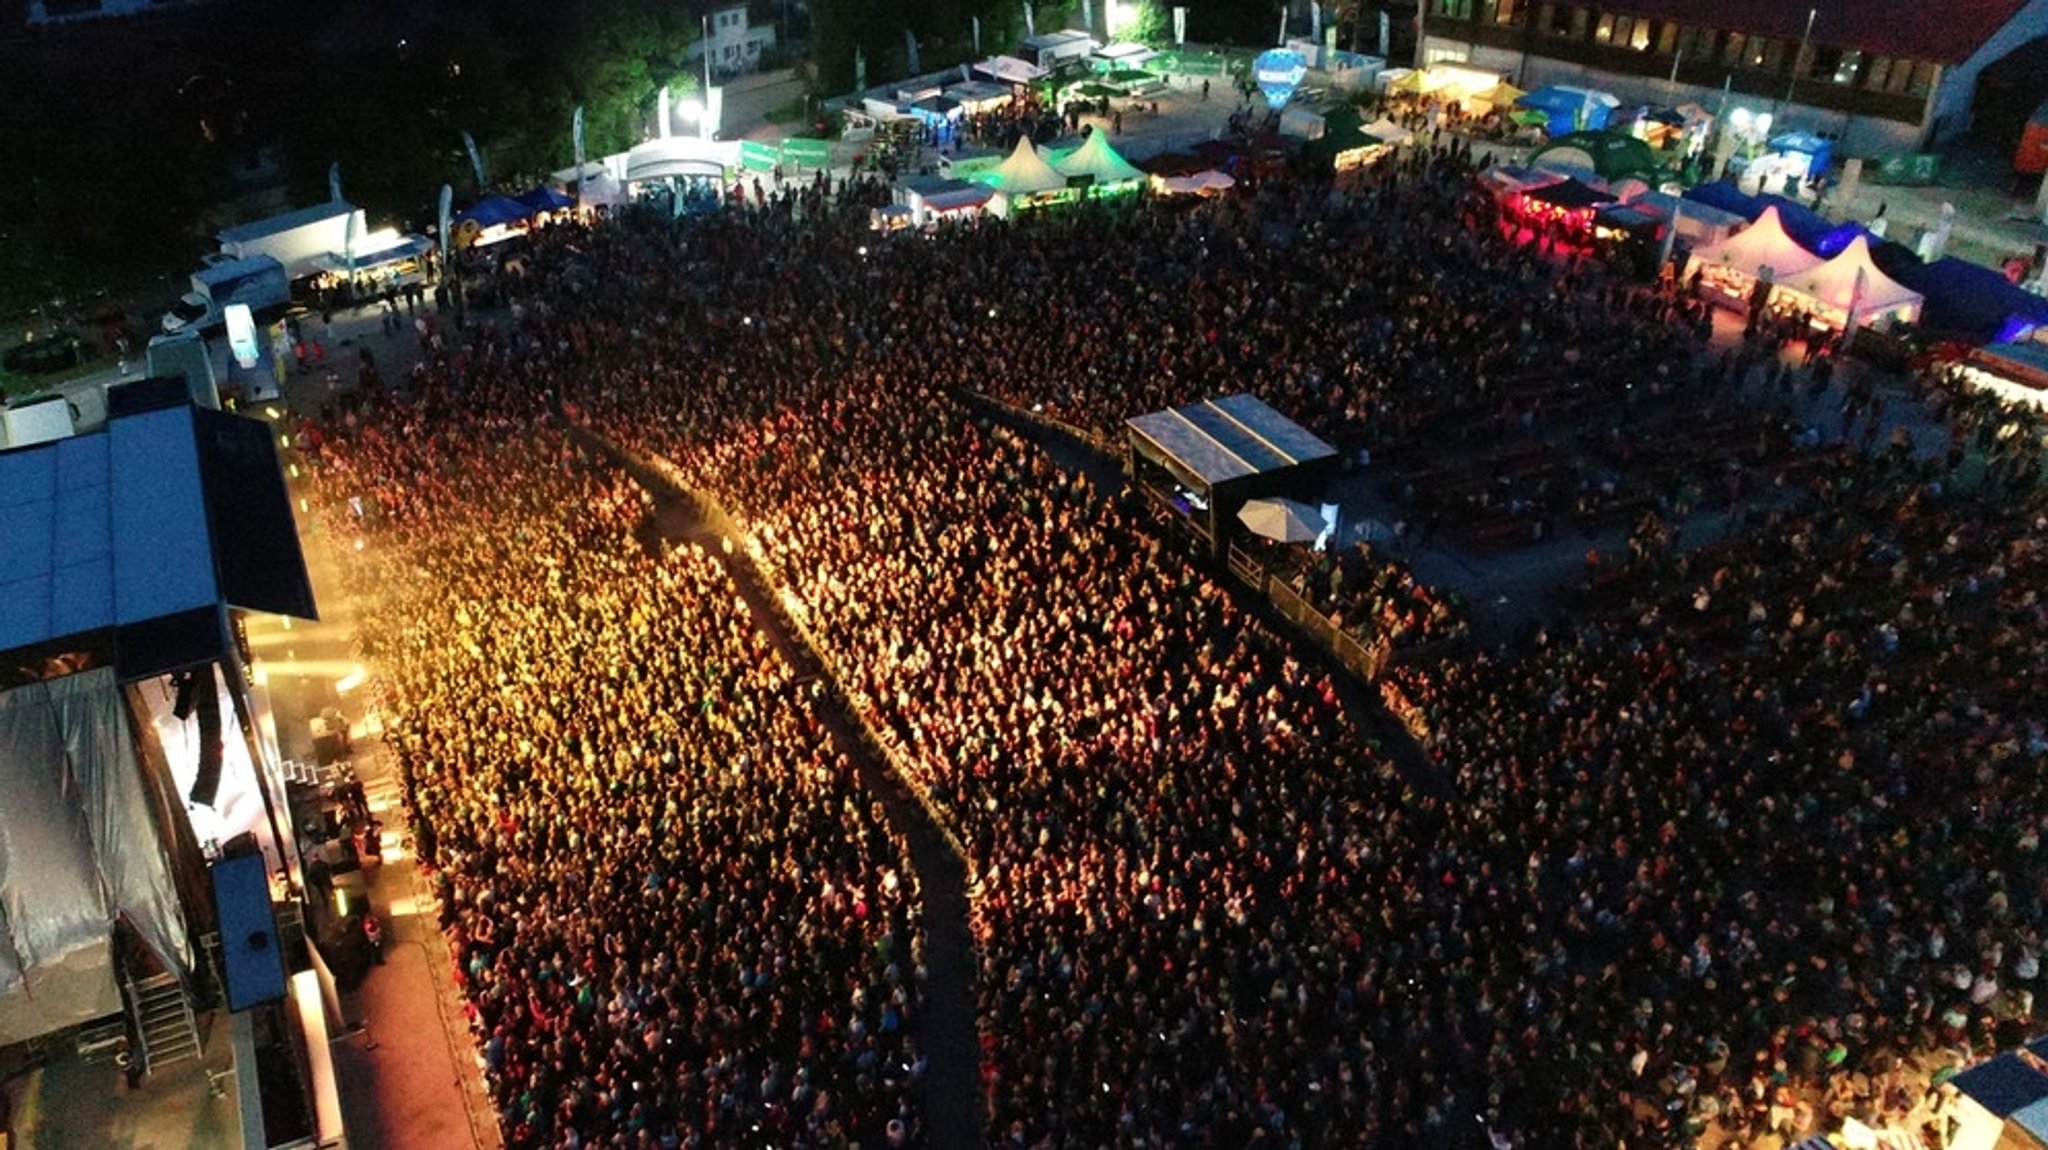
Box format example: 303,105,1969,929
217,202,367,281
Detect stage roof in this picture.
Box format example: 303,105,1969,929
0,385,316,679
1126,393,1337,488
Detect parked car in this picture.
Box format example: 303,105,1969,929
2,333,85,376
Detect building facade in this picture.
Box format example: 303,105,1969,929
1418,0,2048,155
690,2,779,78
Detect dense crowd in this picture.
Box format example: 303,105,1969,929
311,415,927,1149
300,132,2048,1150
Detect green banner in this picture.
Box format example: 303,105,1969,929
1871,152,1940,186
739,139,781,173
781,138,832,168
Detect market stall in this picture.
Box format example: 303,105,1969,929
1773,235,1925,332
1509,177,1619,244
979,135,1073,216
1876,252,2048,342
1516,85,1620,136
1685,205,1824,311
893,175,995,225
1955,340,2048,410
1054,129,1145,196
1631,191,1747,250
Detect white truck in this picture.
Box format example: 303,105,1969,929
217,201,366,280
162,255,290,335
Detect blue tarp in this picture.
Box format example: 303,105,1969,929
455,194,535,228
1874,252,2048,341
1682,180,1759,219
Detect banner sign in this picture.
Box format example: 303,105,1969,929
782,138,831,168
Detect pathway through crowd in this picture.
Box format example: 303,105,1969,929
580,428,986,1150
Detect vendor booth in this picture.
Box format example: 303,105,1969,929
452,194,537,248
1879,253,2048,342
1479,163,1565,201
943,80,1013,115
973,55,1048,86
893,175,995,225
1516,85,1620,136
1054,130,1144,196
1631,191,1747,250
1686,205,1824,311
979,135,1073,216
1511,178,1619,244
1956,341,2048,411
310,230,432,291
1774,235,1924,332
1764,131,1834,182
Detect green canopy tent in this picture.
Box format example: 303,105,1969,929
1107,69,1157,84
1528,130,1666,185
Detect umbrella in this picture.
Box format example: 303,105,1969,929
1238,497,1324,543
1474,80,1526,105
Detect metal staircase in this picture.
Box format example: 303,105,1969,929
128,970,203,1074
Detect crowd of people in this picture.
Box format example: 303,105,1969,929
310,411,928,1149
295,128,2048,1150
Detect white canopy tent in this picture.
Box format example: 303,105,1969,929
1777,235,1925,329
1362,117,1415,145
1055,130,1144,186
984,135,1069,193
1154,170,1236,196
974,55,1048,86
1687,206,1826,313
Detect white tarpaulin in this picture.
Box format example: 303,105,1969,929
0,667,191,1043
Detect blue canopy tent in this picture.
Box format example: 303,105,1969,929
1516,85,1618,136
1767,131,1834,180
516,185,576,214
455,194,536,228
1873,250,2048,341
1753,194,1868,257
